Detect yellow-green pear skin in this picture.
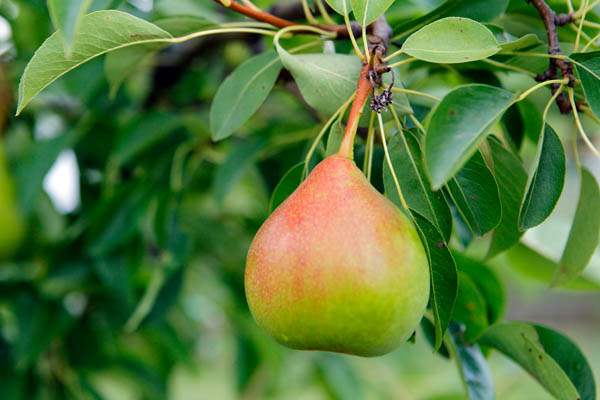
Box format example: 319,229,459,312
245,155,430,357
0,142,24,259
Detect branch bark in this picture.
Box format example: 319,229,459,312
527,0,575,114
215,0,362,38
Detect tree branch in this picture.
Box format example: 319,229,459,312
527,0,575,114
214,0,362,38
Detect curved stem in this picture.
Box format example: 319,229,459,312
383,48,403,62
567,88,600,157
301,0,318,24
574,0,589,51
388,57,417,69
315,0,336,25
337,63,372,158
342,0,365,60
392,87,440,102
481,58,537,77
304,95,355,176
582,32,600,51
378,112,408,210
408,113,427,135
363,112,376,179
515,78,567,102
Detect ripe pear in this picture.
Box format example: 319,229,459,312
0,142,24,260
245,155,429,357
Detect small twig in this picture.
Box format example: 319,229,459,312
215,0,362,38
527,0,576,113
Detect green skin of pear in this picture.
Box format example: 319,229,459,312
245,155,430,357
0,143,24,260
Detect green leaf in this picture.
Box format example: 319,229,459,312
554,168,600,286
104,44,161,97
275,43,361,116
210,51,283,141
316,354,363,400
452,272,488,342
351,0,395,26
412,213,458,350
269,162,304,212
153,16,214,36
213,138,266,204
17,10,172,115
570,52,600,118
492,243,600,291
453,252,505,325
519,125,566,230
425,84,515,189
486,137,528,258
383,132,452,241
111,112,182,166
47,0,92,55
447,324,494,400
447,151,501,236
402,17,500,64
480,322,595,400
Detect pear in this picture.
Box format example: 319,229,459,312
245,155,429,357
0,141,24,260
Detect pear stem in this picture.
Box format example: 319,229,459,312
337,63,372,159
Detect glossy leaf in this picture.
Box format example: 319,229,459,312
447,151,501,236
47,0,91,54
213,138,266,204
402,17,500,64
480,322,596,400
383,132,452,241
570,52,600,118
453,252,505,324
210,51,283,141
447,324,494,400
425,84,514,189
269,162,304,212
486,137,528,258
391,0,509,40
519,125,566,230
413,213,458,350
276,43,361,116
17,11,172,114
493,244,600,291
452,272,488,342
554,168,600,286
351,0,394,26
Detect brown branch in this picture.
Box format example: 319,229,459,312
527,0,575,114
215,0,362,38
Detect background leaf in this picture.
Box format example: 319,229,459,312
210,51,283,141
452,272,488,342
447,151,501,236
554,168,600,286
519,124,566,230
47,0,91,54
447,323,494,400
402,17,500,64
424,84,514,189
480,322,595,400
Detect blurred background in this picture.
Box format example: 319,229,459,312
0,0,598,399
